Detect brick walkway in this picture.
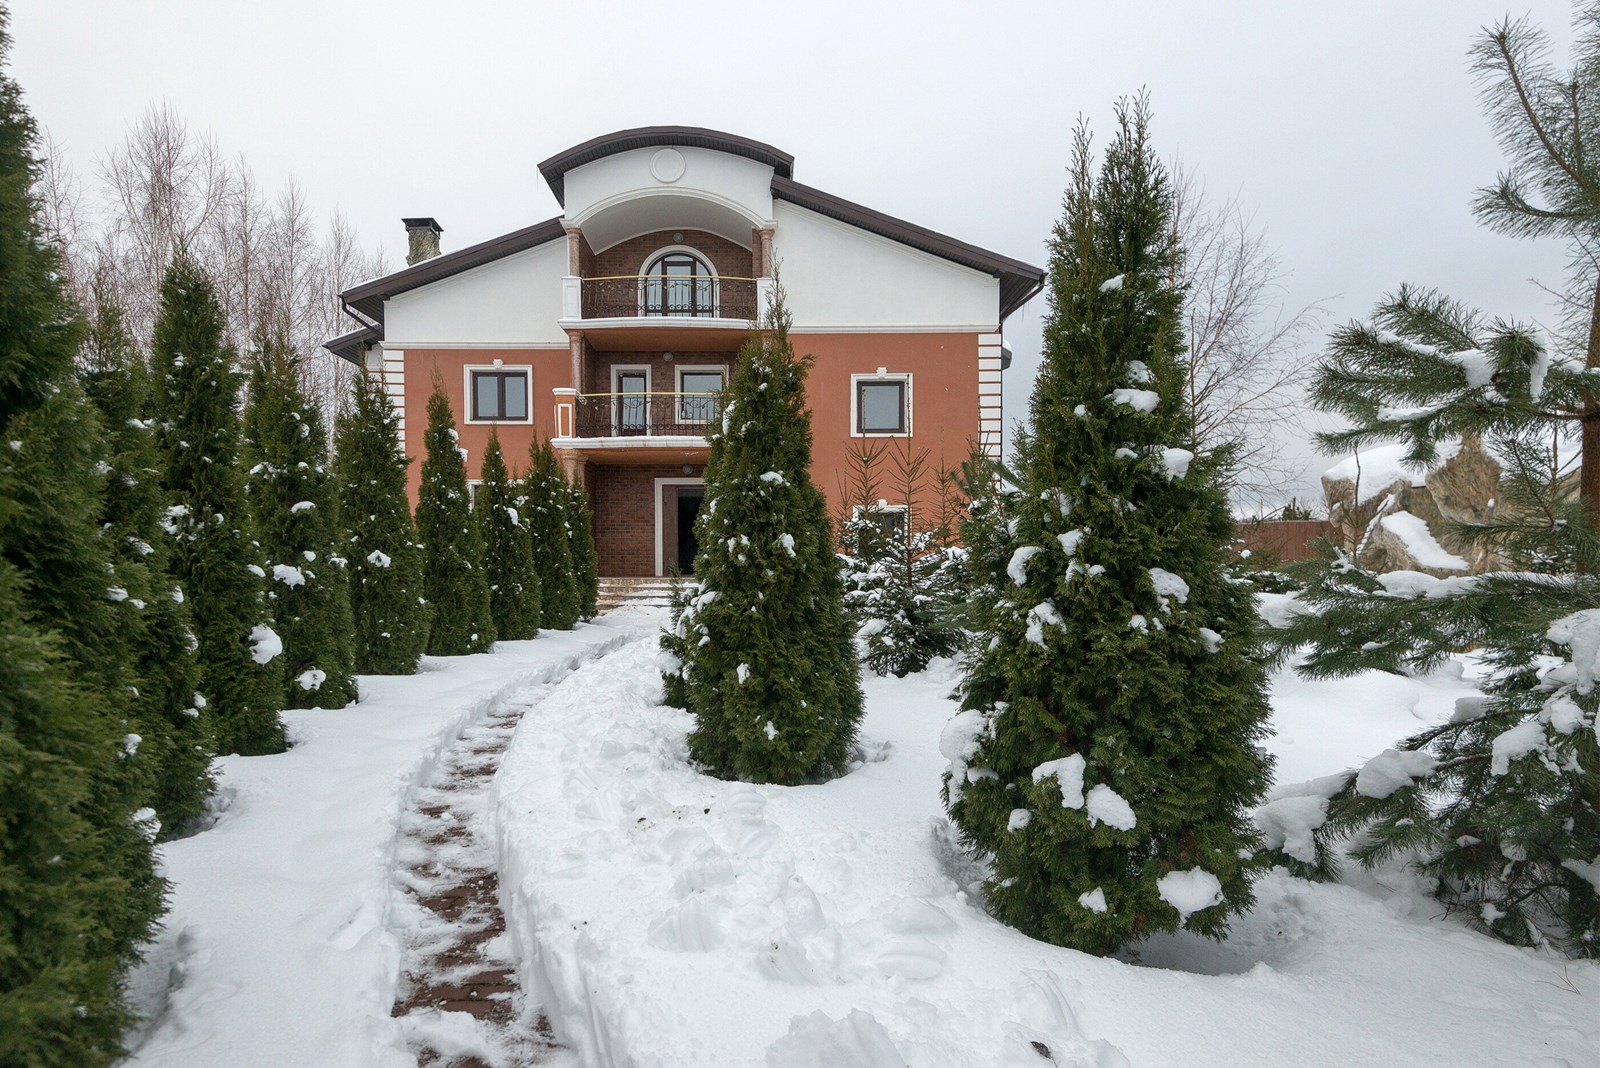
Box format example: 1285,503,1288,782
391,701,564,1067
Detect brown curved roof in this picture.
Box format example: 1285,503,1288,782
538,126,794,206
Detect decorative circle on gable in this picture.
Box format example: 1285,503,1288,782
649,148,686,183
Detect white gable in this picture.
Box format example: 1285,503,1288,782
384,241,568,347
772,201,1000,332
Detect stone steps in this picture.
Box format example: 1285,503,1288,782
595,577,689,613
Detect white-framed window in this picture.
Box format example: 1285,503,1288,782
611,364,652,436
675,365,726,423
850,372,912,437
641,248,718,317
851,502,909,550
465,365,532,424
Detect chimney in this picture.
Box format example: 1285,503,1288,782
403,217,442,266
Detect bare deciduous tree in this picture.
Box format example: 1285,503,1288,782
1169,161,1324,512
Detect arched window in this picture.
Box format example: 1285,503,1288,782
641,250,717,316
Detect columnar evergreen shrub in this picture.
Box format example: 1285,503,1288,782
0,27,161,1058
473,429,541,640
945,99,1273,956
567,472,599,619
416,385,495,655
667,286,864,784
243,332,357,708
523,438,579,629
151,258,286,755
79,283,211,831
332,366,429,673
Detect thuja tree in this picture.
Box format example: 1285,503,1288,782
667,286,864,784
567,472,599,619
473,429,541,640
416,385,495,655
945,98,1273,956
0,30,160,1058
78,280,211,831
838,440,967,677
151,258,286,755
523,438,579,629
332,366,429,673
243,331,357,708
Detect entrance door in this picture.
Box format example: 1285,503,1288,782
617,371,647,435
676,488,705,574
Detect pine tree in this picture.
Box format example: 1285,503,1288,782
151,258,286,755
242,330,357,708
567,472,599,620
473,429,541,640
332,366,429,673
523,438,579,629
945,98,1273,956
667,284,864,785
0,22,161,1057
78,279,211,832
416,385,495,655
1262,8,1600,960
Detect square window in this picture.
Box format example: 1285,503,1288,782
678,369,724,422
470,370,529,421
856,379,908,434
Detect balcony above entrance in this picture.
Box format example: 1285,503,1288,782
550,387,716,464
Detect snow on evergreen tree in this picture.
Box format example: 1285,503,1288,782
332,366,429,674
1263,8,1600,960
838,441,966,677
151,257,287,755
0,29,161,1057
78,279,212,832
243,331,357,708
523,437,580,630
416,385,495,655
944,98,1273,955
667,285,864,785
473,429,541,640
567,471,599,620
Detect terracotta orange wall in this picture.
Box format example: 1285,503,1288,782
798,332,982,524
399,348,573,501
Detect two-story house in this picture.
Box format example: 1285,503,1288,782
326,127,1042,578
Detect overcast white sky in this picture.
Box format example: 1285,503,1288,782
12,0,1583,509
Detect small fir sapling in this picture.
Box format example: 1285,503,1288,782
523,437,580,629
416,384,496,655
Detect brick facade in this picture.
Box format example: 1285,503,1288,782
582,351,732,395
591,229,752,279
589,463,706,576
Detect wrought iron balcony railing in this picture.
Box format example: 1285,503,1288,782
580,275,757,320
572,391,723,438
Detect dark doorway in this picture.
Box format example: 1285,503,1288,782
676,488,705,574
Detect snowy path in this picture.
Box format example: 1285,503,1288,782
122,621,640,1068
491,613,1600,1068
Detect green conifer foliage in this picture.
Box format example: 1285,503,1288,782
567,472,599,620
243,332,357,708
667,285,864,785
151,258,287,755
416,385,495,654
945,99,1273,956
523,438,579,629
473,429,541,640
332,367,429,673
79,284,212,832
0,22,160,1056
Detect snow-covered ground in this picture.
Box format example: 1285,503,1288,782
122,607,1599,1068
494,612,1599,1068
122,621,635,1067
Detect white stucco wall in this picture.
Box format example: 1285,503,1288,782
563,147,775,249
772,201,1001,332
383,241,568,346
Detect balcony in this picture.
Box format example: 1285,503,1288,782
551,389,721,462
580,275,757,320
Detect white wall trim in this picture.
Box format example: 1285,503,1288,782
849,371,913,439
462,362,534,425
789,324,999,335
654,477,706,577
380,340,571,351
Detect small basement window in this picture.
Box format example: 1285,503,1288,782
853,374,910,436
470,369,529,422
